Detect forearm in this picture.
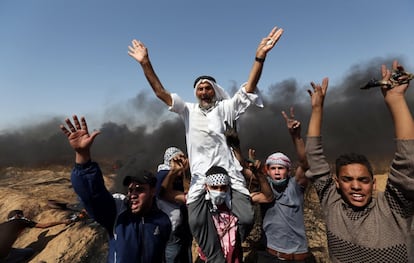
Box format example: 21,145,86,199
160,170,185,204
244,58,264,93
305,136,330,180
140,60,172,105
71,161,116,227
258,173,273,200
292,135,308,170
232,146,245,167
292,135,310,187
385,95,414,139
388,139,414,201
165,190,186,204
307,106,323,137
160,170,177,197
251,172,273,203
75,150,90,164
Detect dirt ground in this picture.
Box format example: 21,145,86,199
0,166,392,263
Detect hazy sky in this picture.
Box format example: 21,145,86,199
0,0,413,133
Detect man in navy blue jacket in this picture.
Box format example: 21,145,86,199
60,115,171,263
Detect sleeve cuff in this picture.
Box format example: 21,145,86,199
74,159,93,169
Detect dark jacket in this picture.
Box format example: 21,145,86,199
71,161,171,263
0,218,36,259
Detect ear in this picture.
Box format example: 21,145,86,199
372,177,376,191
263,165,269,175
333,175,340,189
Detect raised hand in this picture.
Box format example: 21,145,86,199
169,154,189,176
281,107,301,137
128,39,148,64
224,120,240,149
381,60,410,98
256,26,284,57
307,78,329,137
246,149,258,170
60,115,100,157
379,60,414,139
308,77,329,109
243,148,263,188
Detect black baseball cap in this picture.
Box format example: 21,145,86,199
122,169,157,187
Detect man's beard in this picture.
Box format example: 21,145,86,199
198,98,216,110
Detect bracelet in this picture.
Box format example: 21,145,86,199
255,57,265,63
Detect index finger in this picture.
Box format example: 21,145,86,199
60,124,70,137
281,110,289,122
268,27,284,41
321,77,329,94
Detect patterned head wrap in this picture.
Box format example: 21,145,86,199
193,76,230,101
205,173,230,186
205,166,230,186
265,152,291,170
157,147,184,172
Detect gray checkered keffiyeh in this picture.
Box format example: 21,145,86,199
157,147,184,172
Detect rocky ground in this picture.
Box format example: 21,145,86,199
0,166,392,263
0,166,109,263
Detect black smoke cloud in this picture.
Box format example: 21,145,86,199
0,57,411,177
239,56,412,171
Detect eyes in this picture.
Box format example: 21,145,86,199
128,184,146,194
209,185,228,192
269,166,287,171
197,85,213,93
340,176,372,184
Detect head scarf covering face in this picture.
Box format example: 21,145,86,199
157,147,184,172
194,78,230,102
265,152,291,170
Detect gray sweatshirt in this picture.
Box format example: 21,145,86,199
305,136,414,263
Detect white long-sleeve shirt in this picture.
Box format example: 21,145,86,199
170,85,263,204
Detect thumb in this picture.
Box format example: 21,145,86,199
89,130,101,141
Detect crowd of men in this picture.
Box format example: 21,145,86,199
2,24,413,263
61,26,414,263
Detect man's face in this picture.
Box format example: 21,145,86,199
266,164,289,180
195,82,216,109
335,163,376,208
127,182,155,214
